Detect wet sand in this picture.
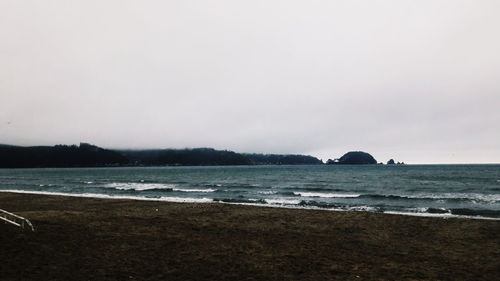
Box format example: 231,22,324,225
1,192,499,280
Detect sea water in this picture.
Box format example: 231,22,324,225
0,165,499,219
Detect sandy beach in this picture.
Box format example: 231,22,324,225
1,192,499,280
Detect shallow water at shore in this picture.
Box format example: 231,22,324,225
1,164,499,219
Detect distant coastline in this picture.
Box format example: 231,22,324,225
0,143,412,168
0,143,324,168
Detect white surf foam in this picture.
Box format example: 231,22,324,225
104,182,176,191
0,189,213,203
258,191,278,195
2,189,499,220
154,196,213,203
265,198,301,205
172,188,216,193
294,192,360,198
406,193,500,202
104,183,216,193
345,206,378,212
383,210,500,221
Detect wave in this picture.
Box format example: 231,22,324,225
104,182,176,191
172,188,216,193
256,191,297,196
278,191,296,196
213,198,267,204
203,184,223,188
382,206,500,219
359,194,410,200
360,193,500,203
38,184,60,187
283,187,346,192
449,208,500,218
298,200,339,208
258,191,278,195
226,183,263,188
0,189,213,203
104,183,217,193
426,207,450,214
346,205,378,212
2,189,499,220
295,200,379,212
265,199,302,205
294,192,361,198
80,181,94,184
384,208,500,220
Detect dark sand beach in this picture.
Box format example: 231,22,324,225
1,192,499,281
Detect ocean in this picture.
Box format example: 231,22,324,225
1,165,499,219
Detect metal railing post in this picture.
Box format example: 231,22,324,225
0,209,35,232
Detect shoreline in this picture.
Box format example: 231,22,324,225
1,192,499,280
1,189,498,221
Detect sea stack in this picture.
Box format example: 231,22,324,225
333,151,377,165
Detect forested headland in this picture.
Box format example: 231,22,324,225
0,143,323,168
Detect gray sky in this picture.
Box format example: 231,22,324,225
1,0,499,164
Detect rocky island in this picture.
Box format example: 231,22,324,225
326,151,378,165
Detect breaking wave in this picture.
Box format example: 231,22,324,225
104,182,176,191
294,192,361,198
213,198,267,204
359,193,500,203
104,183,216,193
265,198,302,205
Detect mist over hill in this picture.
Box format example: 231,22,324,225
118,148,323,166
0,143,323,168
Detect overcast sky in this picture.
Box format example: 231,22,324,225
1,1,499,163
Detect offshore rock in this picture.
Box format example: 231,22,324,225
335,151,377,165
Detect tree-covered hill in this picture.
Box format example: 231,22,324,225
0,143,128,168
119,148,251,166
0,144,324,168
243,153,323,165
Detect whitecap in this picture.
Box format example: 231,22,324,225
0,190,212,203
155,196,214,203
104,182,176,191
293,192,361,198
407,193,500,202
345,206,378,212
172,188,216,193
265,198,301,205
383,211,455,218
258,191,278,195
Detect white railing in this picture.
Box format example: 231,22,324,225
0,209,35,232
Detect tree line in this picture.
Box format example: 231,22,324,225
0,143,322,168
